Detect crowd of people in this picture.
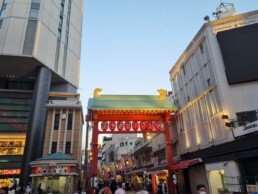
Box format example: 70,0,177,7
95,178,170,194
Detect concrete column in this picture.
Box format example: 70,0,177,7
20,67,51,187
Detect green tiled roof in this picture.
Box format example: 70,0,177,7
87,95,177,111
35,152,74,161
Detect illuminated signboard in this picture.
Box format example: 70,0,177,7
0,169,21,175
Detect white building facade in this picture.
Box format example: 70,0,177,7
170,10,258,194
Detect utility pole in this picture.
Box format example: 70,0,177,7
83,121,90,192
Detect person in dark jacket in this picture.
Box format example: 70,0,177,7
37,183,43,194
109,179,117,194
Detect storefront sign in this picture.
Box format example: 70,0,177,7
35,166,71,175
212,17,258,34
0,169,20,175
233,120,258,138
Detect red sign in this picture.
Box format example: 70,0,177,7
124,121,131,131
109,121,116,131
146,121,154,131
117,121,123,131
101,121,108,131
132,121,139,131
155,121,164,131
140,121,147,131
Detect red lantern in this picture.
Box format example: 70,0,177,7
146,121,154,131
140,121,147,131
155,121,164,131
117,121,123,131
101,121,108,131
124,121,131,131
132,121,139,131
109,121,116,131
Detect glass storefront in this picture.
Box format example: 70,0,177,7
32,176,74,194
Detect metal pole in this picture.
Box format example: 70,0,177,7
83,121,90,192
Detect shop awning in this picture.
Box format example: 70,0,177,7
125,168,146,175
146,164,167,172
145,170,167,175
172,159,201,170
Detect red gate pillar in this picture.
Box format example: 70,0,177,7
164,112,176,194
90,120,99,194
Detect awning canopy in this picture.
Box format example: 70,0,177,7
172,159,200,170
147,164,167,171
125,168,146,175
145,170,168,175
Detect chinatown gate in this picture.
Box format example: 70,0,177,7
86,88,177,194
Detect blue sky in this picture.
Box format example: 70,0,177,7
79,0,258,147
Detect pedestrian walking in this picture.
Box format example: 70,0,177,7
37,183,43,194
196,184,206,194
136,183,148,194
110,179,117,194
114,182,125,194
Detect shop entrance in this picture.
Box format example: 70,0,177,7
207,170,225,194
85,88,177,194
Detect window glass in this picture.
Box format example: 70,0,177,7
23,20,37,55
54,114,60,129
32,0,41,3
0,9,6,19
51,142,57,154
65,35,68,45
29,8,39,19
66,21,69,33
58,29,61,39
67,113,73,130
59,15,63,29
60,3,64,13
65,142,71,153
214,88,222,112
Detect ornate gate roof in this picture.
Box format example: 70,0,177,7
87,89,177,113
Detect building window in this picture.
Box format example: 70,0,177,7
60,2,64,13
57,29,61,39
66,21,69,33
200,44,204,54
29,8,39,19
65,142,71,153
0,9,6,19
58,15,63,30
67,113,73,130
32,0,41,3
54,114,60,129
54,39,60,70
51,142,57,154
120,142,124,147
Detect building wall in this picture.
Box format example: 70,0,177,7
169,10,258,194
206,13,258,119
169,12,258,155
170,32,229,154
43,106,83,165
0,0,83,87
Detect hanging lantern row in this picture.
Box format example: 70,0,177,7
100,121,164,131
